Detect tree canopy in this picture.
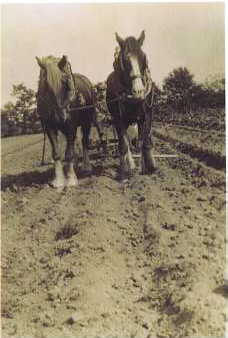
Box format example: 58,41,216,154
1,83,41,136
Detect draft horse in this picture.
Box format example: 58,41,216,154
106,31,157,180
36,55,94,188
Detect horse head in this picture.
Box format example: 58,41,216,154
36,55,76,120
115,31,148,101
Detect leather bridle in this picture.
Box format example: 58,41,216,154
119,52,143,84
118,50,152,104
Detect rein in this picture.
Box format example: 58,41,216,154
68,95,132,113
144,81,154,108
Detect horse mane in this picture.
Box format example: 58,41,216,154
37,55,65,104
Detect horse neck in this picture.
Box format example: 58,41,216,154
73,73,93,104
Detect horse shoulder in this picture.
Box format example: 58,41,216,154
107,71,121,99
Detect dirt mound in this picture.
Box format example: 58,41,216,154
154,129,225,171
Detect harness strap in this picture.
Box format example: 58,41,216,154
131,74,143,80
68,97,122,113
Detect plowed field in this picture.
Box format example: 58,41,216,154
1,126,226,338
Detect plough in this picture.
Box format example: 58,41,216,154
40,125,178,165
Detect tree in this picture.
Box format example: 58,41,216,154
205,75,225,93
1,83,40,136
1,101,21,136
1,114,8,137
163,67,195,113
203,75,225,108
11,83,37,134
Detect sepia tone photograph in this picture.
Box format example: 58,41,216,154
1,2,226,338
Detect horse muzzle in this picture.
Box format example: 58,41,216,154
57,101,70,122
132,89,145,101
131,76,146,100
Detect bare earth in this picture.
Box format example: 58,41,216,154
1,127,226,338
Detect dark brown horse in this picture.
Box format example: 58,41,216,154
36,55,94,188
106,31,157,180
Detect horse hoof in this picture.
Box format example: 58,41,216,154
48,179,65,189
65,177,78,187
83,170,92,177
151,167,161,174
82,164,92,176
148,167,157,175
117,171,130,181
48,183,65,192
128,168,137,178
153,168,164,178
145,167,162,176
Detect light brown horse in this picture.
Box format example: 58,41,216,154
36,55,95,188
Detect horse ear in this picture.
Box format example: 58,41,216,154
138,30,145,47
36,57,46,69
58,55,68,70
115,32,125,49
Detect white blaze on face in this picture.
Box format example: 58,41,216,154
129,55,145,98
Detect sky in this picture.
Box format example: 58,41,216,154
1,2,225,107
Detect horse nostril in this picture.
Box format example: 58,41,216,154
132,88,145,99
132,88,140,94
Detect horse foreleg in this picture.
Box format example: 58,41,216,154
137,120,143,153
53,159,66,188
65,128,78,187
46,128,65,188
142,139,156,174
116,124,135,180
140,110,156,174
126,144,136,171
81,124,92,175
